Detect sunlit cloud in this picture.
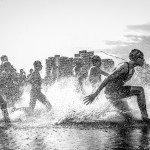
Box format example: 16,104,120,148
101,22,150,62
104,23,150,48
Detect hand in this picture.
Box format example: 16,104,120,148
83,93,96,105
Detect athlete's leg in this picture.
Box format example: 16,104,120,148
109,98,131,114
108,86,149,121
106,86,137,122
129,86,149,120
29,89,37,113
37,91,52,111
0,95,11,123
108,97,133,122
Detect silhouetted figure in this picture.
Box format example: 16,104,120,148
18,69,26,86
88,55,109,88
73,59,87,94
28,60,52,114
27,68,33,80
0,55,8,65
0,62,11,124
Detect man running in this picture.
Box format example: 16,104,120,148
28,60,52,114
84,49,150,122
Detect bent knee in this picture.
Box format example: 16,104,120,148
131,86,144,95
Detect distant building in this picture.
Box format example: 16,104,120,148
45,50,115,82
75,50,94,74
45,57,54,77
59,56,73,77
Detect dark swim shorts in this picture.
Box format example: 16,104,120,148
105,86,132,100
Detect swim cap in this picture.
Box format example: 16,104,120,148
29,68,33,72
33,60,42,68
91,55,101,65
1,55,8,61
129,49,144,62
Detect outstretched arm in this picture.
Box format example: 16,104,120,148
100,69,109,76
83,75,111,105
83,63,128,105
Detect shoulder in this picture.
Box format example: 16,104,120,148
114,62,129,73
90,66,97,71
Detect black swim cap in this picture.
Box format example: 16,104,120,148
1,55,8,61
30,68,33,72
91,55,101,65
33,60,42,68
129,49,144,62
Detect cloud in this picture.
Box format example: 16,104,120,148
124,35,150,45
124,34,142,42
127,23,150,32
98,23,150,63
104,36,138,47
103,34,150,62
105,34,150,47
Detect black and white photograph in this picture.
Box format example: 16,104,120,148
0,0,150,149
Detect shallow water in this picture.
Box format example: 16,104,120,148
1,75,150,150
1,121,150,150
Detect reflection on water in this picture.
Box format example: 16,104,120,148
0,123,150,150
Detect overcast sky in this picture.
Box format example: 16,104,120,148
0,0,150,74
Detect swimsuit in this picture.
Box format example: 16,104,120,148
105,62,133,99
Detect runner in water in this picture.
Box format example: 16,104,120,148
88,55,109,89
83,49,150,123
73,59,87,94
27,68,33,80
0,94,10,124
0,55,9,73
0,62,11,124
28,60,52,114
1,55,8,65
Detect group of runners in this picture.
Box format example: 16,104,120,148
74,49,150,123
0,48,150,125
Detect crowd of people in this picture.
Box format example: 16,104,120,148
1,49,150,125
0,55,35,124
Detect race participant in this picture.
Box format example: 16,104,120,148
84,49,150,123
28,60,52,114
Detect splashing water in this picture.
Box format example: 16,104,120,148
1,68,150,127
44,75,150,124
46,71,150,124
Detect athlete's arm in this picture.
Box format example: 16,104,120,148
94,63,128,96
99,69,109,76
83,63,128,105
